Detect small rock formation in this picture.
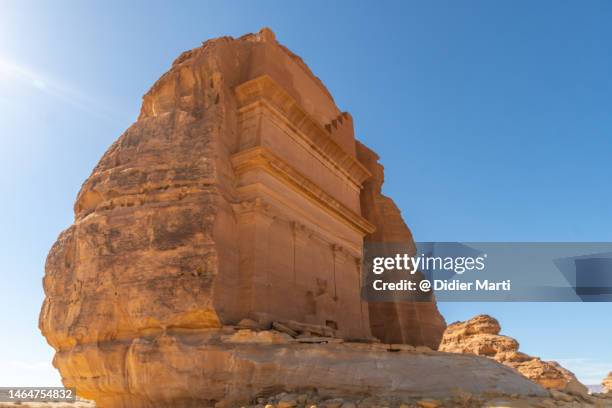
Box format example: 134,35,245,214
439,315,589,395
603,372,612,393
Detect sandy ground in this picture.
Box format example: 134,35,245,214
0,399,94,408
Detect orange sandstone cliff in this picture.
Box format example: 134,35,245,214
357,142,446,347
38,29,551,408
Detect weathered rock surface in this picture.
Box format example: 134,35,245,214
255,388,612,408
53,328,548,407
439,315,588,395
357,142,446,349
604,372,612,393
36,27,506,407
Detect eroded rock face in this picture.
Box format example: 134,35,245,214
55,328,547,408
603,372,612,393
439,315,588,395
357,142,446,349
39,28,451,407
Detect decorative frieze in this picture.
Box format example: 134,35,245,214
235,75,372,187
231,146,375,235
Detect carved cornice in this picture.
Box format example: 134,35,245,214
235,75,372,187
231,193,362,258
231,146,375,235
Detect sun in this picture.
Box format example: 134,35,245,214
0,58,47,89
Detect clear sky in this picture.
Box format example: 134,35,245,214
1,0,610,387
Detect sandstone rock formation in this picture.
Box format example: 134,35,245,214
439,315,588,395
357,143,446,348
39,28,544,407
604,372,612,393
51,327,548,407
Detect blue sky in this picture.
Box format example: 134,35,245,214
0,0,610,386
